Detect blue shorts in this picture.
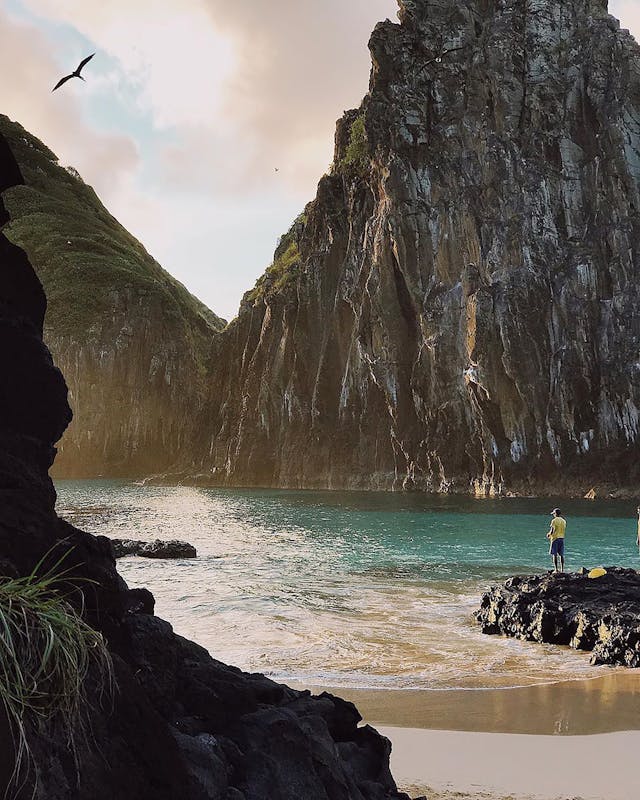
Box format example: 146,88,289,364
550,538,565,557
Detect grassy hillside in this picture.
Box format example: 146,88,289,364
0,115,224,339
0,113,224,477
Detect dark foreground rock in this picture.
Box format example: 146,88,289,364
0,136,411,799
112,538,197,559
477,568,640,667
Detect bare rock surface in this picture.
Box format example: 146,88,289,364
476,567,640,667
183,0,640,497
111,538,197,559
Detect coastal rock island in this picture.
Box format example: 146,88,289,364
0,137,412,798
477,568,640,667
0,113,226,479
188,0,640,496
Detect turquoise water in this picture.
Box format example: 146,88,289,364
55,481,640,690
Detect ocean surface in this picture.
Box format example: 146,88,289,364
55,481,640,691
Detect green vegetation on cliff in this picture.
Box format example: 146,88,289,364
0,115,225,339
246,223,303,303
338,113,370,175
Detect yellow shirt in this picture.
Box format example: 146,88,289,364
550,517,566,541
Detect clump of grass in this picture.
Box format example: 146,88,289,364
0,553,113,796
267,240,301,291
247,238,302,303
339,113,370,175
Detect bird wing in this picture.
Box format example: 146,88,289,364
52,74,74,92
76,53,95,74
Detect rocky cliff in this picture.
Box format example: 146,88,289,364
0,133,412,799
188,0,640,496
0,115,225,478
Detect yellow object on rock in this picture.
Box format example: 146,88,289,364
588,567,607,579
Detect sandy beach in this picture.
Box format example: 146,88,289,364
381,727,640,800
301,674,640,799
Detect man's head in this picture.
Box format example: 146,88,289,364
551,508,561,517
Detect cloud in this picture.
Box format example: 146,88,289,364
0,4,138,201
17,0,235,128
19,0,397,195
203,0,397,189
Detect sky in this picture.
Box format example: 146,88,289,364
0,0,638,321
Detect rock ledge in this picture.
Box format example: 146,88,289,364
476,568,640,667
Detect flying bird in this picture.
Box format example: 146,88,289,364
52,53,95,92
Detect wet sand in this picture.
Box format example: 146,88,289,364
298,673,640,799
306,672,640,735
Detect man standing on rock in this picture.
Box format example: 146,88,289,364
546,508,566,573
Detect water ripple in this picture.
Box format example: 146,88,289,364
56,480,637,690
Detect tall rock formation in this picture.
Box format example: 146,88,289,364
192,0,640,495
0,115,225,478
0,133,411,800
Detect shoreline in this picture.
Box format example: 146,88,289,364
299,672,640,735
73,474,640,502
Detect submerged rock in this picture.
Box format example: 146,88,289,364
476,568,640,667
111,538,197,559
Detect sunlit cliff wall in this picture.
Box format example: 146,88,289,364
193,0,640,495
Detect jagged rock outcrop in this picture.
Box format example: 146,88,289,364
0,134,411,799
476,568,640,667
0,114,225,479
112,538,197,559
184,0,640,496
